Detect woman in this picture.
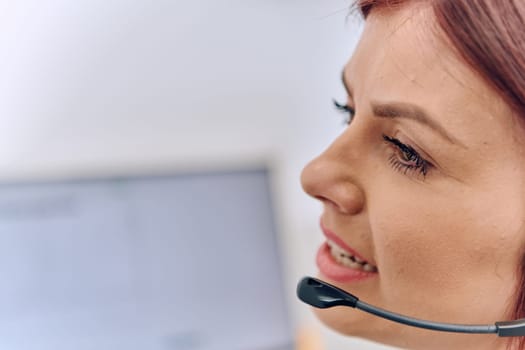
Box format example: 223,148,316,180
300,1,525,349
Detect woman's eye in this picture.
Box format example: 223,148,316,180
333,99,355,125
382,134,431,178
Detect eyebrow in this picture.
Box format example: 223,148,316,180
371,102,466,148
341,70,466,149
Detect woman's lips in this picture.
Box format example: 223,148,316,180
320,223,375,264
317,223,378,283
317,243,377,283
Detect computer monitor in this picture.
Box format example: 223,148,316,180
0,168,292,350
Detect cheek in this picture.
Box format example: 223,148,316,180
370,189,523,319
373,205,454,294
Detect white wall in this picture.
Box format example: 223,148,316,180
0,1,396,349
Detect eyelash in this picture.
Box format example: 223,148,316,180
332,99,430,178
333,99,355,125
383,134,430,178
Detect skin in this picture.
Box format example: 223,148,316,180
300,4,525,350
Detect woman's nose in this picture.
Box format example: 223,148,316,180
300,138,365,215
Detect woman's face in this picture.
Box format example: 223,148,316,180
301,5,525,350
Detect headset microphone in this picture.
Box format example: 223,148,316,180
297,276,525,337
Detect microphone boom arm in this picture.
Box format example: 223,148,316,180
297,276,525,337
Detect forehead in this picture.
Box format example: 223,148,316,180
346,5,517,142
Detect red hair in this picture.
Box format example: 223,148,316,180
354,0,525,349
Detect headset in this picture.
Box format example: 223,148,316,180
297,276,525,337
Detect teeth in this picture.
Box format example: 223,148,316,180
328,240,377,273
344,259,362,269
363,263,376,272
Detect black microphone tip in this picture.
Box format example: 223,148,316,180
296,276,358,309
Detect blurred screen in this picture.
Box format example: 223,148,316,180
0,168,292,350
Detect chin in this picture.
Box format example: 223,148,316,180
313,307,416,349
313,306,409,348
313,306,383,338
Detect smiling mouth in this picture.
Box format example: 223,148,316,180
327,239,378,272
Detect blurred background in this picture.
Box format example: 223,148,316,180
0,1,396,349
